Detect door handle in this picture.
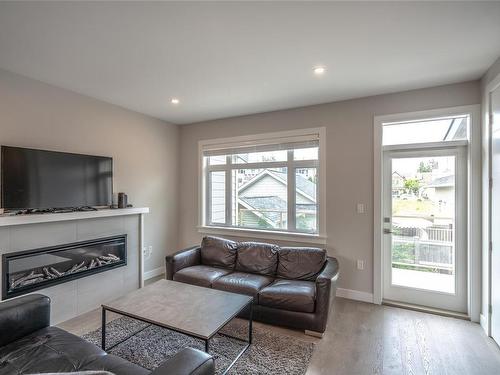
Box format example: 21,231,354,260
383,228,393,234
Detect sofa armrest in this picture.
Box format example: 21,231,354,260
0,294,50,347
165,246,202,280
150,347,214,375
316,256,339,285
314,257,339,332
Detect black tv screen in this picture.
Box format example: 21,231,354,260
1,146,113,210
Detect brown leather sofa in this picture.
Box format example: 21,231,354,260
166,236,339,335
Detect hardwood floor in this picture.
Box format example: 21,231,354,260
306,298,500,375
58,280,500,374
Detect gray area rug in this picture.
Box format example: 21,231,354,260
81,316,314,375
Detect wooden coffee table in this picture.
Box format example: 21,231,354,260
101,279,253,374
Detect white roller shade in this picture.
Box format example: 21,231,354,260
202,135,319,157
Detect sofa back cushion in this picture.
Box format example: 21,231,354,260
200,236,238,268
236,241,279,276
277,247,327,280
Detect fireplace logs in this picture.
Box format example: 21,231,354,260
10,271,44,289
9,253,122,291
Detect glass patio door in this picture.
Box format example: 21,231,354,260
382,147,467,313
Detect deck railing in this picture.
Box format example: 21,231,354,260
392,217,454,273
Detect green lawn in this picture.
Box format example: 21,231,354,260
392,199,436,216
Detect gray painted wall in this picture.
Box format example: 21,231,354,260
0,66,485,298
0,68,179,273
179,81,481,295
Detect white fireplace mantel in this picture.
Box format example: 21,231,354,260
0,207,149,227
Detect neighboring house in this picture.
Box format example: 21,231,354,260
209,171,226,224
443,116,467,141
392,171,406,197
422,175,455,215
237,169,317,231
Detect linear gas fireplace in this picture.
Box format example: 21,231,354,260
2,235,127,299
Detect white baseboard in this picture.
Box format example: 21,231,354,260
143,267,164,281
336,287,374,303
480,313,489,334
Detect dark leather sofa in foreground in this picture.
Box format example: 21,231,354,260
0,294,214,375
166,236,339,335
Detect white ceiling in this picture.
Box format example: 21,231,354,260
1,1,499,125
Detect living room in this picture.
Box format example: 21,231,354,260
1,1,500,374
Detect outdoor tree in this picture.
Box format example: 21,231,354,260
417,161,432,173
404,178,420,195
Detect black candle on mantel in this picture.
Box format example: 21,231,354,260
118,193,128,208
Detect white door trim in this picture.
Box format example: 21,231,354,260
485,73,500,335
373,105,481,321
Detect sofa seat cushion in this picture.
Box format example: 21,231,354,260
235,242,279,276
0,326,148,375
212,272,274,298
201,236,238,269
173,265,231,287
277,247,327,280
259,279,316,313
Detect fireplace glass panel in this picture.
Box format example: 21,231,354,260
3,235,126,299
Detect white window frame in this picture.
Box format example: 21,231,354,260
198,128,327,244
373,104,481,321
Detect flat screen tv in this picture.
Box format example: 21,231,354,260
1,146,113,210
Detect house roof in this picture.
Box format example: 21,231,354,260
239,196,286,224
238,168,316,201
443,117,467,141
392,171,405,180
425,175,454,188
237,168,317,226
268,170,317,200
239,196,316,226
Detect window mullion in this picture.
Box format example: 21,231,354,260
225,155,232,226
206,169,212,225
287,150,296,232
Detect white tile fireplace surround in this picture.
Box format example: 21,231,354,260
0,207,149,324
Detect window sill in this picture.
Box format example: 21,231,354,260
197,225,327,245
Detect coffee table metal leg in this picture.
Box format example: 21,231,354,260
248,303,253,344
101,307,106,350
205,338,210,353
219,301,253,375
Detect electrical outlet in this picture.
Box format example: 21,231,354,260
357,260,364,270
142,246,153,259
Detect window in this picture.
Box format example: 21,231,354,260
201,130,323,236
382,115,469,146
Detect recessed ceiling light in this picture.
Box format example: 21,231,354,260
313,66,326,75
171,98,180,105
